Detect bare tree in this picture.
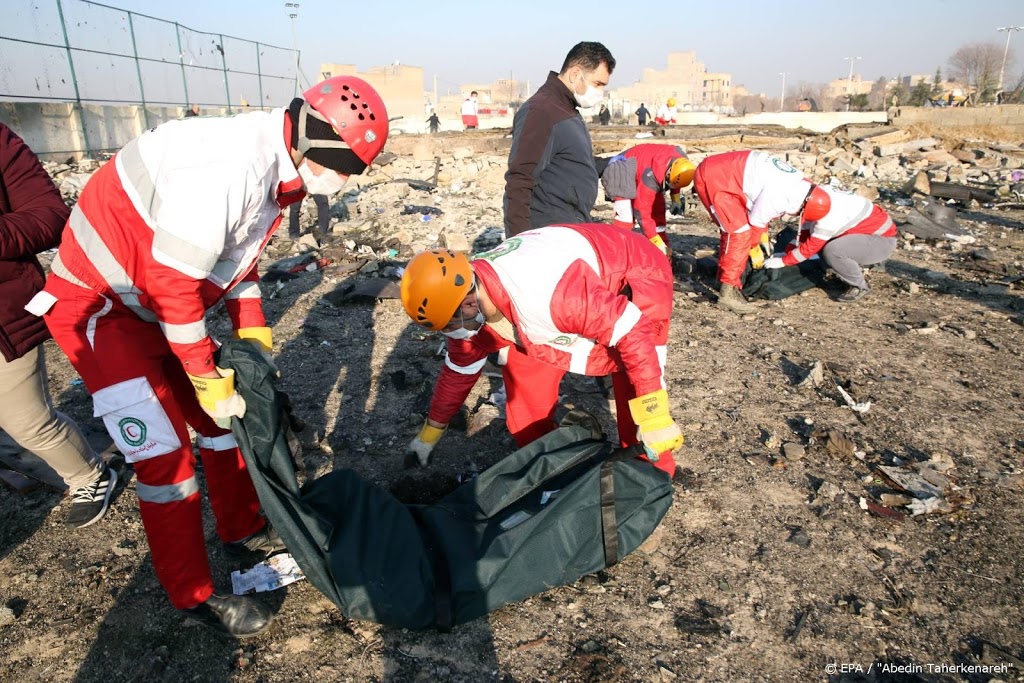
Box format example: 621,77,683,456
948,42,1009,105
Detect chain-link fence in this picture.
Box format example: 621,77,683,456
0,0,297,154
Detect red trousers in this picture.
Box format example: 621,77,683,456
41,276,264,609
694,171,764,288
501,346,676,475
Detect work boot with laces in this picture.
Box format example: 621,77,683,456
183,594,274,638
718,283,757,314
224,522,287,562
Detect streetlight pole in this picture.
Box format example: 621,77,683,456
843,56,862,112
997,26,1022,97
285,2,300,96
779,72,788,112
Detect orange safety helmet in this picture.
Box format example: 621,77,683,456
302,75,389,167
400,250,474,329
802,185,832,222
667,156,696,190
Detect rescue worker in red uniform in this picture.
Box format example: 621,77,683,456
600,143,696,256
26,76,389,637
399,224,684,476
693,150,820,314
763,184,897,302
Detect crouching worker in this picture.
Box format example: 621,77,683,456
600,144,695,257
763,185,896,302
26,75,389,637
399,223,684,476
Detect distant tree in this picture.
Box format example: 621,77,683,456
931,67,943,98
849,93,870,111
948,42,1007,105
908,78,933,106
868,76,889,110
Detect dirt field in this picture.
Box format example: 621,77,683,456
1,123,1023,683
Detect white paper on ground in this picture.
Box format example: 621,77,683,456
231,553,306,595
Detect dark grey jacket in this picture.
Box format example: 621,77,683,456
503,72,600,236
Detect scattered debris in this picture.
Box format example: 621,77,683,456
796,360,824,389
835,383,872,414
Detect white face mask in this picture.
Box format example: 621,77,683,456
298,160,347,196
442,312,485,340
573,71,604,109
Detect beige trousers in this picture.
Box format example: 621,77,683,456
0,345,101,490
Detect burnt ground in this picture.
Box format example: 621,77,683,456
1,135,1024,683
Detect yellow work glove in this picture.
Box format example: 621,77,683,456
628,389,684,461
188,368,247,428
405,422,446,468
235,326,279,376
668,192,684,215
748,232,772,269
650,234,671,258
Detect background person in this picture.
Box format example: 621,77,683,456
503,41,616,237
600,143,695,256
1,122,117,529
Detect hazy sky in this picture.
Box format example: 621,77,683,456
10,0,1024,98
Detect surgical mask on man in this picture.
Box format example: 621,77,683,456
573,70,605,109
441,312,485,340
298,160,347,196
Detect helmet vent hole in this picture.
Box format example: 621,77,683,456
341,95,349,102
350,103,357,110
454,274,465,286
358,113,365,120
441,265,447,276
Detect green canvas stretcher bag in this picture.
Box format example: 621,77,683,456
218,341,673,630
742,226,827,300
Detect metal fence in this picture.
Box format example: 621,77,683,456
0,0,297,152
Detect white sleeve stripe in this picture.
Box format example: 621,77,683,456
225,281,261,300
609,302,643,347
160,319,208,344
444,355,487,375
196,433,238,450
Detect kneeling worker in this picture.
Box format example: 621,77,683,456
763,185,896,302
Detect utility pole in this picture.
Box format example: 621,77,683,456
433,74,438,111
997,26,1022,97
285,2,299,96
843,56,862,111
778,72,788,111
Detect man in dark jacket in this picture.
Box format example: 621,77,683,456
503,41,615,237
0,123,117,528
635,103,650,125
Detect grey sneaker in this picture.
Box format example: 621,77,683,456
65,465,118,529
837,286,868,303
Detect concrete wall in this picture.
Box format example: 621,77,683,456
0,101,231,160
663,110,887,133
892,105,1024,133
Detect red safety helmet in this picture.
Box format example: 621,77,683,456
303,76,389,166
802,185,831,222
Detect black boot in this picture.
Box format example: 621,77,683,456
225,522,287,562
183,594,274,638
